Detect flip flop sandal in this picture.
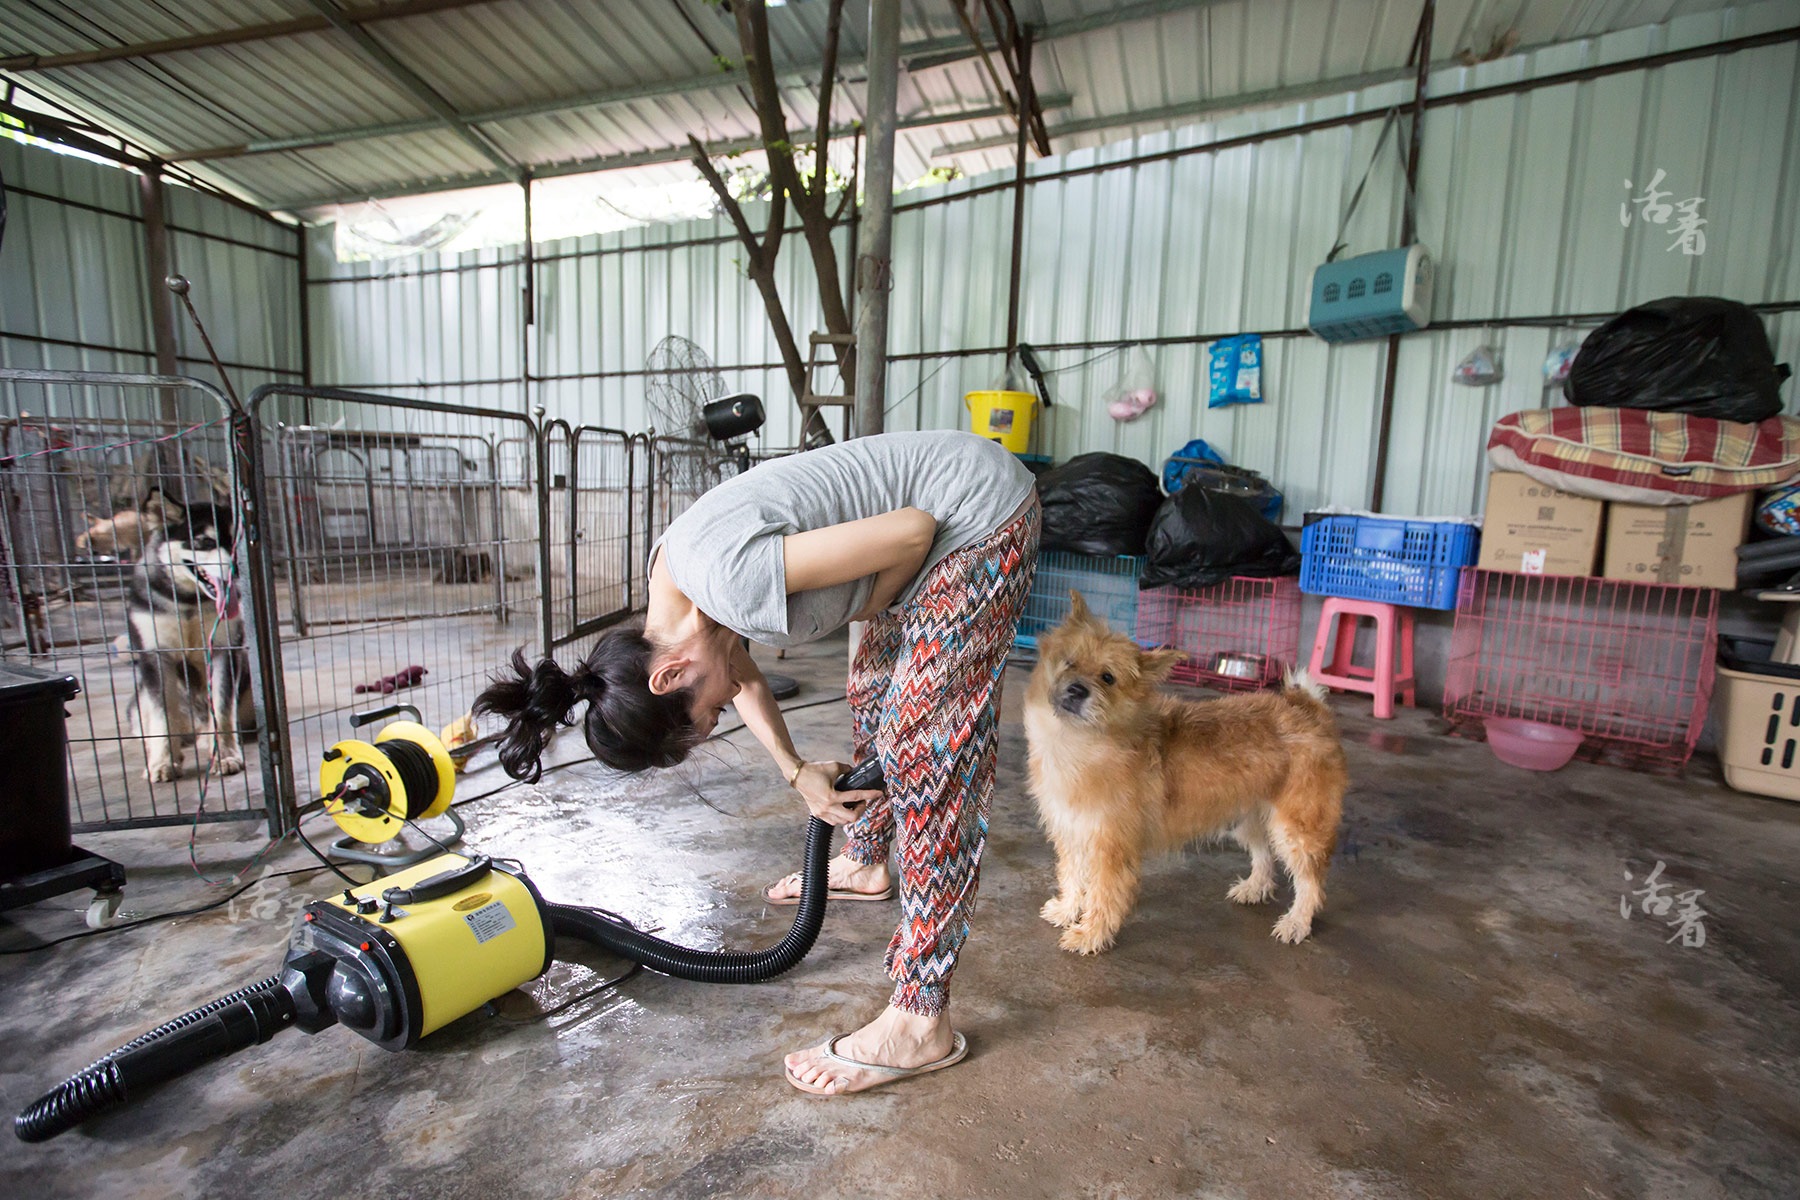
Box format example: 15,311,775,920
763,872,894,905
786,1032,969,1096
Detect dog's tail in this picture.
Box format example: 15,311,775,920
1282,666,1329,705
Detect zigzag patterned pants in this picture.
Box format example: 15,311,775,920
841,502,1039,1016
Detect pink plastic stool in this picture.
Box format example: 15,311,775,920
1306,598,1415,719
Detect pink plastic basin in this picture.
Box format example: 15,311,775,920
1484,717,1584,771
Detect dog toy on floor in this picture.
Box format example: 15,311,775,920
355,665,427,694
440,712,476,772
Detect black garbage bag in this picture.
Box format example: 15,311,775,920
1036,452,1163,557
1140,486,1300,590
1564,296,1790,422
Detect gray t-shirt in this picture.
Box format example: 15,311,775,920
653,431,1035,648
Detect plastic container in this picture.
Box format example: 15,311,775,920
1300,515,1480,610
1483,716,1584,771
0,662,81,880
1714,637,1800,801
965,390,1039,453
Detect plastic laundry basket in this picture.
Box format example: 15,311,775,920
1715,637,1800,802
965,390,1038,453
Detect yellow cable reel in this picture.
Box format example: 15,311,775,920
319,720,457,844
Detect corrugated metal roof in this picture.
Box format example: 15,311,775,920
0,0,1760,215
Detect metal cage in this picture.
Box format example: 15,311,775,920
1442,569,1719,773
1135,576,1302,692
0,368,272,833
1015,551,1144,651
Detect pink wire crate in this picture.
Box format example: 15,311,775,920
1443,569,1719,773
1135,576,1302,693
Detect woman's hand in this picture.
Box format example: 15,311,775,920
792,760,884,825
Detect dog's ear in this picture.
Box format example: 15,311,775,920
1139,646,1185,682
1066,590,1094,626
143,493,181,522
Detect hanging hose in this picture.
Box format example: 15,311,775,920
548,814,831,983
15,976,294,1143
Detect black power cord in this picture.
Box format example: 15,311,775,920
0,863,355,957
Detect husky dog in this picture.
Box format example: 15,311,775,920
76,493,180,562
128,503,254,781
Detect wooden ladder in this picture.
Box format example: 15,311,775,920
800,331,855,445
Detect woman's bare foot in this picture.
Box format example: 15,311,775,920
764,853,891,902
785,1006,959,1095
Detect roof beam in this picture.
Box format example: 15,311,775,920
0,0,500,72
267,93,1074,212
162,0,1209,163
934,21,1800,158
934,66,1426,157
300,0,512,172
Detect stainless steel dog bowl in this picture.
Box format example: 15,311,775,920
1210,651,1267,680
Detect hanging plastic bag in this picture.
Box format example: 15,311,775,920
1543,339,1579,388
1104,348,1158,422
1208,334,1263,407
1453,344,1503,387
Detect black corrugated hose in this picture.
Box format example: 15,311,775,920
15,976,293,1143
548,814,831,983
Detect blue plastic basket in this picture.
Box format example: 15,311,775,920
1299,515,1479,610
1016,552,1142,650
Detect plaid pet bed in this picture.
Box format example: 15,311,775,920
1488,407,1800,501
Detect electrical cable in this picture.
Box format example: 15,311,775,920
294,813,364,889
1039,343,1129,375
498,960,643,1023
0,863,352,957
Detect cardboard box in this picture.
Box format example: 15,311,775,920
1602,492,1753,589
1478,472,1605,576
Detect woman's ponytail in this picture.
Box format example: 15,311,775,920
474,648,591,782
474,620,697,780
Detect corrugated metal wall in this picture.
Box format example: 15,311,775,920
0,137,303,403
306,0,1800,515
308,202,852,449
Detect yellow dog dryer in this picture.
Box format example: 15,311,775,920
302,854,554,1048
17,708,846,1143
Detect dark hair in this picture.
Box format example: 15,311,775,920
473,619,698,781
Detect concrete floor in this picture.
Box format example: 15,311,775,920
3,632,1798,1199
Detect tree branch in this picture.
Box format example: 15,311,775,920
832,122,860,225
689,134,807,404
812,0,845,204
689,134,761,254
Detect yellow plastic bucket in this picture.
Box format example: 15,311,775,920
964,390,1038,453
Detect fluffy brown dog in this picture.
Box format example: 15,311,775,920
1025,593,1347,953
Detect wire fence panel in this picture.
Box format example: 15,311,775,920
543,420,576,646
651,435,727,548
0,369,272,833
244,386,544,824
568,426,634,637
